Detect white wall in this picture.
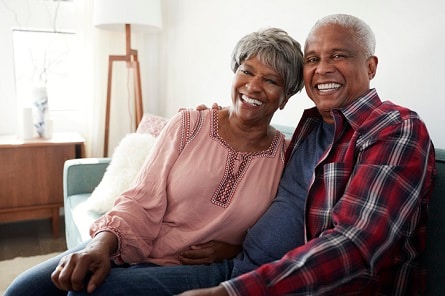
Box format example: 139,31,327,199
160,0,445,148
1,0,444,153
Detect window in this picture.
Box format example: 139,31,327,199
12,29,81,111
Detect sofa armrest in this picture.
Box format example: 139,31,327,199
63,158,111,199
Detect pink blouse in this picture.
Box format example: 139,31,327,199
90,109,287,265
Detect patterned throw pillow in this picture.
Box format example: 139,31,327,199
136,113,169,136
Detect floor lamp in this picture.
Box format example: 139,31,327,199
93,0,162,157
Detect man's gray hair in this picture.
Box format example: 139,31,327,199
306,14,376,57
231,28,304,97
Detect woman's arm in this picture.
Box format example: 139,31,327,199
89,111,187,264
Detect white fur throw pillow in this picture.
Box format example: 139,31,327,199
86,133,157,214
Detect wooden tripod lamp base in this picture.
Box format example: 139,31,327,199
103,24,144,157
93,0,162,156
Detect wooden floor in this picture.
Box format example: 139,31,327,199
0,218,67,261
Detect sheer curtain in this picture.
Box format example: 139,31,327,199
77,0,147,157
75,0,97,157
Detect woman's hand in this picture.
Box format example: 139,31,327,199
178,240,241,265
51,231,118,293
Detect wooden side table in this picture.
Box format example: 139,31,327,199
0,132,85,238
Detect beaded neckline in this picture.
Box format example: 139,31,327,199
209,109,282,158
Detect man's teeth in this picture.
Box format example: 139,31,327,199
242,95,263,106
317,83,341,90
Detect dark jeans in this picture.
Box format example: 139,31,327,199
5,242,233,296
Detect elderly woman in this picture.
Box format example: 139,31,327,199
5,27,304,296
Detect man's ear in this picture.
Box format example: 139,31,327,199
368,55,378,80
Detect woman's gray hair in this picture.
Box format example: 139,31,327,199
306,14,376,57
231,28,304,97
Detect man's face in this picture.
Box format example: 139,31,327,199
303,24,377,123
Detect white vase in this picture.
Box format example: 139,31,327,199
20,107,34,139
32,85,50,138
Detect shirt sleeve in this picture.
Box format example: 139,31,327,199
90,111,186,264
222,116,435,295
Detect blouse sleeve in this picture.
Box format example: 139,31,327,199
90,110,189,264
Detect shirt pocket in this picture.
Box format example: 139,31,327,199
311,162,354,232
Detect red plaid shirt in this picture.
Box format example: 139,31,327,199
222,89,436,295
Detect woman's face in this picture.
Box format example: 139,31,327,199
231,56,287,125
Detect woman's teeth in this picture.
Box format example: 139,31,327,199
242,95,263,106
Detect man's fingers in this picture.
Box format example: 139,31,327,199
195,104,209,111
211,103,221,110
195,103,223,111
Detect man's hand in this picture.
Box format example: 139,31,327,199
178,103,222,113
196,103,222,111
178,240,241,265
177,286,229,296
51,232,117,293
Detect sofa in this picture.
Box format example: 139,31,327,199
62,114,444,294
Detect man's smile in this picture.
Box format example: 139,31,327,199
316,83,341,92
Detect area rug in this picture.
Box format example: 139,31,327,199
0,252,61,294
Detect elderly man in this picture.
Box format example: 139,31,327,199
180,13,435,296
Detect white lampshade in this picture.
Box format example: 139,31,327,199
93,0,162,33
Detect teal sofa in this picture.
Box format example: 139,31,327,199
426,148,445,295
63,157,110,249
63,147,445,294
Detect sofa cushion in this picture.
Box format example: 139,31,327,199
85,133,158,214
136,113,169,136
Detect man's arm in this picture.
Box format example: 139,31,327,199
210,118,434,295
